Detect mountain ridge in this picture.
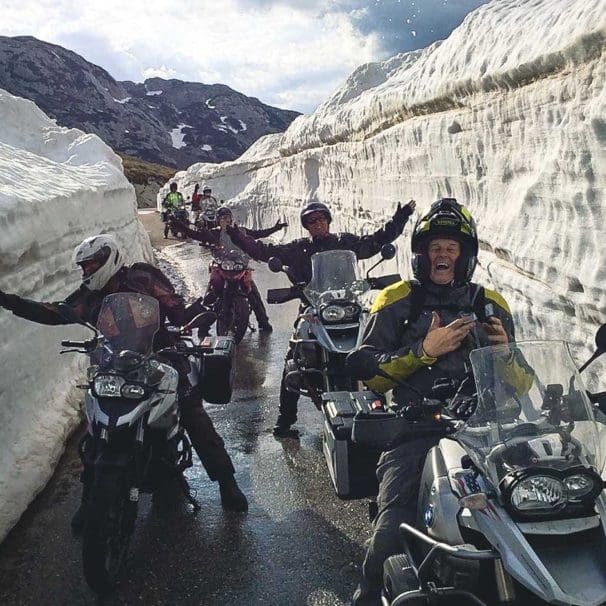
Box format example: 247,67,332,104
0,35,300,168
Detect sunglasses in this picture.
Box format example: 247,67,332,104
305,214,328,226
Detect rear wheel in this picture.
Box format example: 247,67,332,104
82,478,136,594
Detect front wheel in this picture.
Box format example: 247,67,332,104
82,480,137,594
217,293,250,344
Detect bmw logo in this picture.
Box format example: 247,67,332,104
423,505,435,528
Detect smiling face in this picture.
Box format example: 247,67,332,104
303,212,330,238
218,213,233,229
427,238,461,285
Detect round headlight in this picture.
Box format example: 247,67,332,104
564,474,596,500
510,475,567,512
321,305,346,322
343,304,361,320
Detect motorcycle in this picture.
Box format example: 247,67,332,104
266,245,401,409
58,293,234,594
195,206,218,231
347,329,606,605
208,248,253,344
168,205,190,239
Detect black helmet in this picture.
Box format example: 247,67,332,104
300,202,332,227
411,198,478,285
216,206,233,219
169,182,178,192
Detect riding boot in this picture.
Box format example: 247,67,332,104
218,473,248,512
248,282,272,331
274,355,299,436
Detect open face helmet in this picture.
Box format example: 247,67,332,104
300,202,332,228
411,198,478,285
73,234,124,291
216,206,233,220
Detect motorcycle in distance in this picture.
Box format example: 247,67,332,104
266,245,401,407
206,247,254,344
346,328,606,606
58,293,234,594
167,205,190,239
195,207,218,231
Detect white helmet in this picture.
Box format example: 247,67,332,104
73,234,124,291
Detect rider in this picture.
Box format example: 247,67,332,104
172,205,288,332
201,185,218,211
190,183,202,223
351,198,515,605
161,182,185,239
226,199,416,435
0,234,249,527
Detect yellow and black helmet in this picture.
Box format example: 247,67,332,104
411,198,478,285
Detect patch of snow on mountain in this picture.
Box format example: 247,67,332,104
202,144,212,151
146,90,163,96
220,116,240,134
0,88,153,541
113,96,131,104
238,120,247,132
205,98,216,109
170,124,191,149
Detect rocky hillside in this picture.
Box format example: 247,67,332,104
0,36,300,169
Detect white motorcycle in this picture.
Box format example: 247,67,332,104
59,292,234,594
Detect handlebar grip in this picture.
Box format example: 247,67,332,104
61,340,86,348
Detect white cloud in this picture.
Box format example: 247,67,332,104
0,0,388,113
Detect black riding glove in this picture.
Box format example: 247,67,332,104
392,200,416,228
275,220,288,229
0,289,20,312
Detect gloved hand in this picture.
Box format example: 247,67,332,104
392,200,416,226
275,219,288,229
0,289,18,312
448,397,477,420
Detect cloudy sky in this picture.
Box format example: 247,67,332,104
2,0,488,113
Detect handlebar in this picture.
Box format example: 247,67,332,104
61,338,98,350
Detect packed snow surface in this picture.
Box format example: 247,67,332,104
164,0,606,362
0,89,153,541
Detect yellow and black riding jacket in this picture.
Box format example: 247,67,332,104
360,279,528,403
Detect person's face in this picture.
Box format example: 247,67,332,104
304,212,330,238
203,190,211,198
219,214,233,228
79,259,103,279
427,238,461,284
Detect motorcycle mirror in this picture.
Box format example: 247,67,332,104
268,257,284,273
380,243,396,260
579,323,606,373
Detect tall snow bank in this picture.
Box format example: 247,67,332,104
164,0,606,364
0,89,153,541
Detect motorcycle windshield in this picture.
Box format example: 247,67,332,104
96,293,160,355
303,250,370,305
457,341,606,488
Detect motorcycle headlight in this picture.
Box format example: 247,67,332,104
121,384,147,399
321,305,346,322
343,304,361,321
510,475,567,513
93,374,125,397
564,474,597,500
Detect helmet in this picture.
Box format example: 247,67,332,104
216,206,232,219
169,182,178,192
300,202,332,227
411,198,478,285
73,234,124,291
202,184,212,194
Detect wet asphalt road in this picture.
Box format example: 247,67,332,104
0,239,371,606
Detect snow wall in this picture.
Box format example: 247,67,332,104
0,89,153,541
164,0,606,356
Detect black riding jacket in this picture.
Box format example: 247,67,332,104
227,214,409,284
1,263,204,349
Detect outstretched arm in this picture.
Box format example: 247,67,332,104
354,200,416,259
245,219,288,239
227,225,296,264
0,287,87,325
